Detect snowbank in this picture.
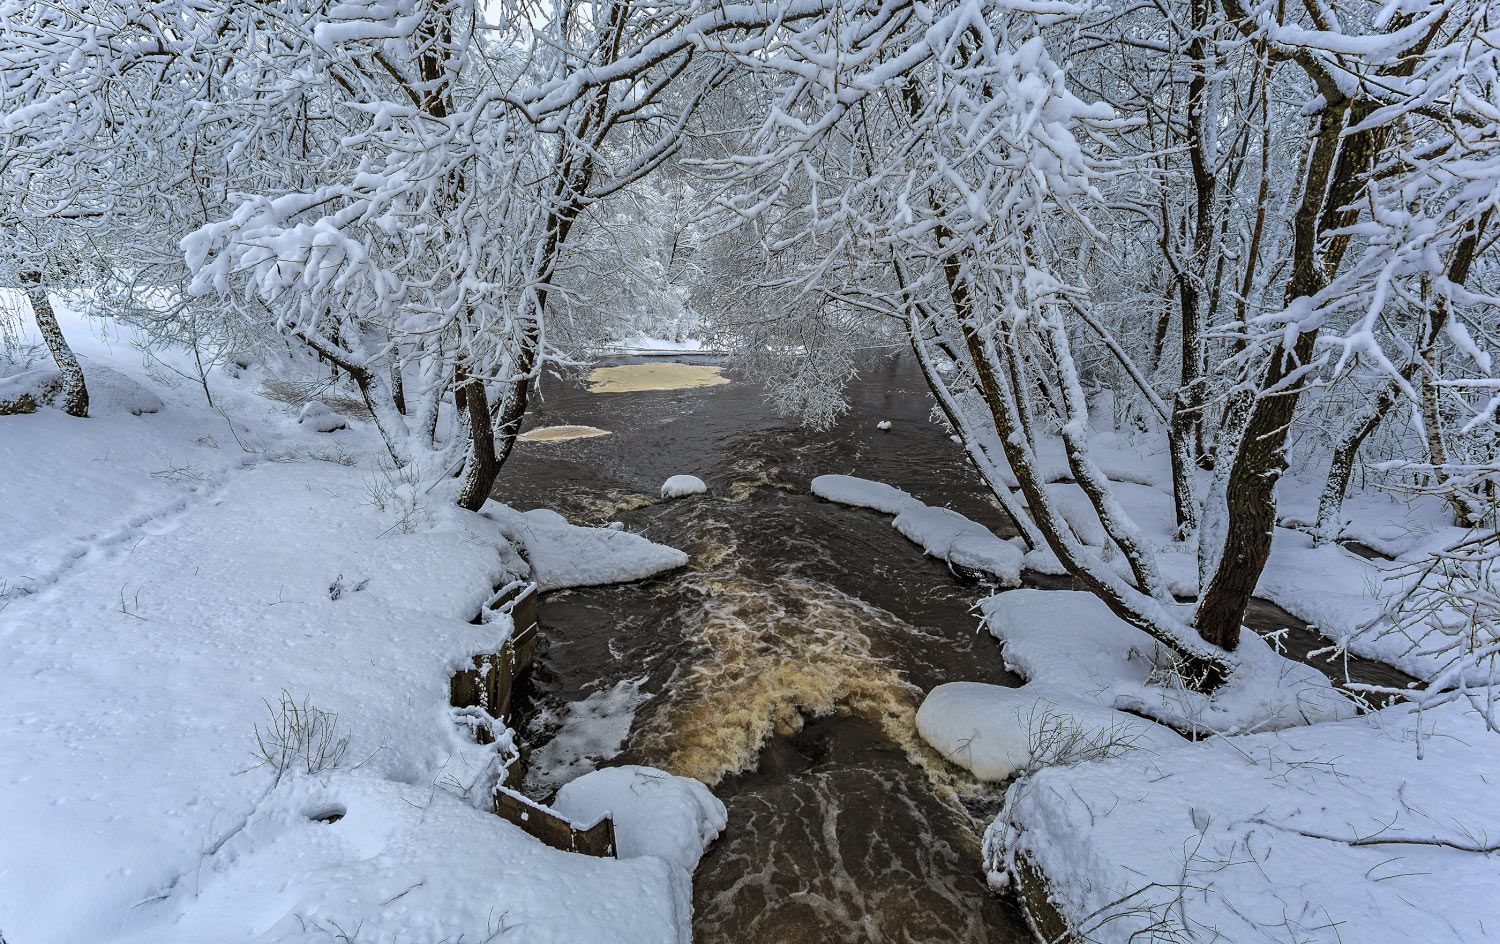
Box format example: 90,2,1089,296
487,505,689,591
0,457,697,944
917,682,1185,781
980,589,1355,734
811,473,923,514
0,306,706,944
811,474,1022,585
609,335,712,356
553,765,728,876
661,473,708,498
993,701,1500,944
893,505,1024,585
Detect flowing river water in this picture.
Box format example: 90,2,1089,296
492,352,1407,944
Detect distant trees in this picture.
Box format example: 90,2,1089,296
3,0,1496,691
694,0,1499,681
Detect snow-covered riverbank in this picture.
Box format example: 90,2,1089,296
0,309,711,944
815,455,1496,944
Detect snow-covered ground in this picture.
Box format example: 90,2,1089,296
1,307,707,944
916,589,1353,782
813,435,1471,681
599,335,718,356
991,701,1500,944
816,436,1491,944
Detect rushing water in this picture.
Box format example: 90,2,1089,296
491,352,1407,944
496,352,1030,943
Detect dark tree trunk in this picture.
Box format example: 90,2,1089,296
456,375,497,512
1195,96,1379,648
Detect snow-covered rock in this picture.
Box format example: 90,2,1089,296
487,505,689,590
811,473,924,515
893,505,1023,585
0,365,61,413
298,399,348,432
552,765,728,875
876,419,892,430
660,474,707,498
917,682,1184,782
994,701,1500,944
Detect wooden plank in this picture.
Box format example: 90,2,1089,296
493,787,617,858
450,580,541,733
451,576,616,858
1013,849,1073,943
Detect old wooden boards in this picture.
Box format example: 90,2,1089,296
493,786,618,857
449,582,540,734
450,578,619,858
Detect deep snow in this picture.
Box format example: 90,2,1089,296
0,304,710,944
992,701,1500,944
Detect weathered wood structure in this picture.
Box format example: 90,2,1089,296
449,577,619,858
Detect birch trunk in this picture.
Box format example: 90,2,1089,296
21,272,88,418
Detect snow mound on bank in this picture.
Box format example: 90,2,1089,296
982,589,1356,734
994,701,1500,944
894,505,1024,585
811,473,924,514
487,505,689,590
917,682,1185,781
553,765,728,875
812,474,1022,585
0,360,163,416
298,399,348,432
660,474,707,498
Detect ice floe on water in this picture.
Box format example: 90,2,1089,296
584,361,730,393
517,424,612,442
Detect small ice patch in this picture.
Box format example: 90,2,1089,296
518,425,611,442
660,474,707,498
526,678,650,792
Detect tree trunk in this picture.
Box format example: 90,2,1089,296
21,272,88,418
1194,95,1373,648
455,374,498,512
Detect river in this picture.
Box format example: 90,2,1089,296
491,351,1405,944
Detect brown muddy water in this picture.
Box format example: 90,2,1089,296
490,352,1407,943
496,352,1030,943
